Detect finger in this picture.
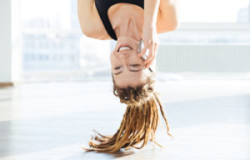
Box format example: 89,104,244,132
143,45,154,66
145,51,155,68
144,42,157,67
143,42,155,64
138,45,148,57
145,43,158,68
146,55,155,68
137,40,152,57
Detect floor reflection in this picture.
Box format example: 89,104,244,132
0,81,249,160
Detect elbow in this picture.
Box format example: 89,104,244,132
80,26,93,38
169,15,181,31
167,19,180,31
167,25,177,31
80,26,107,40
159,12,180,32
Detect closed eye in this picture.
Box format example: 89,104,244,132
130,64,140,67
115,66,122,70
113,68,142,75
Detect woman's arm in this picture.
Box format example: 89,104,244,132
139,0,179,68
144,0,179,33
144,0,161,27
77,0,94,36
138,0,161,68
158,0,179,32
77,0,111,39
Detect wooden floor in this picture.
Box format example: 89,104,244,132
0,80,250,160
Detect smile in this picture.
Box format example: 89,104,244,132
117,44,133,52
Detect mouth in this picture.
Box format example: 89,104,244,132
117,44,133,52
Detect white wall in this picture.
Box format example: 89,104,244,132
0,0,12,82
157,44,250,72
0,0,22,84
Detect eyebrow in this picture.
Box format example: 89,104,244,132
113,69,142,75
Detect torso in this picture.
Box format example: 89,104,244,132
78,0,169,40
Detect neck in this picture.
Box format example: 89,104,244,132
115,17,143,41
108,4,144,41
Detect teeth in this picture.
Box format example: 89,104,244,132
119,46,131,51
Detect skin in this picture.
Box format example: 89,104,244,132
109,4,148,88
77,0,179,88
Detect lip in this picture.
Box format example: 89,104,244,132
117,43,133,52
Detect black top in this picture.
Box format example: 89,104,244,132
95,0,144,40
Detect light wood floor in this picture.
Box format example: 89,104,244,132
0,80,250,160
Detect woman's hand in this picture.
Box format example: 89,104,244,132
138,24,159,68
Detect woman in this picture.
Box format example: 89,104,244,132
78,0,179,153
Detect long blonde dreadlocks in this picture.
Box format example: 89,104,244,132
84,75,173,153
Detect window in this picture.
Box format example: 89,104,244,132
20,0,250,81
21,0,111,81
159,0,250,44
179,0,250,23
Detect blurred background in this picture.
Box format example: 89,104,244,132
0,0,250,160
1,0,250,82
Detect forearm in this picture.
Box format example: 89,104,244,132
144,0,161,27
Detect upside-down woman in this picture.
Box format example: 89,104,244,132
77,0,179,153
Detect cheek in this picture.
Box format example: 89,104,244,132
110,55,115,67
110,50,116,62
110,54,120,68
130,54,144,64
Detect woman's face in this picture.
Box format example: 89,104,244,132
110,36,148,88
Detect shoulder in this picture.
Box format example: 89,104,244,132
78,0,112,40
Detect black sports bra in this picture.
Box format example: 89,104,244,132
95,0,144,40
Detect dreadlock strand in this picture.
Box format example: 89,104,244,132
155,94,173,137
84,75,172,153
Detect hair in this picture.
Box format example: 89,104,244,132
84,71,173,153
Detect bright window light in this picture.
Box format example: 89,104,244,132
180,0,249,23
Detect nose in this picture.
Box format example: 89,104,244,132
117,51,130,59
116,52,130,65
